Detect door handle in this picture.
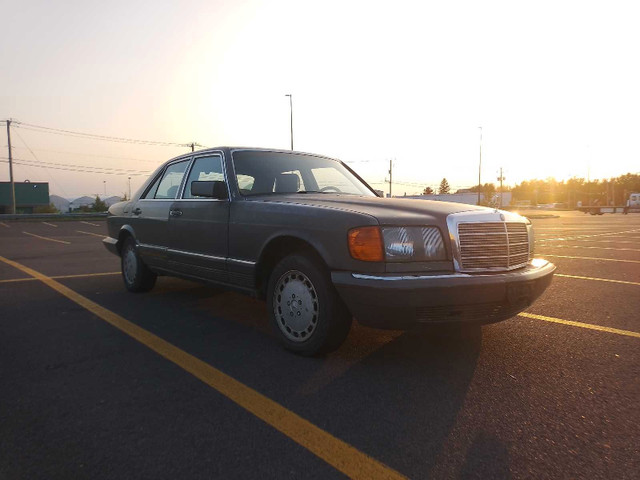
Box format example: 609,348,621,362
170,209,183,217
132,208,142,215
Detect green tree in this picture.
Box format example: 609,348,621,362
438,178,450,195
422,186,434,195
91,195,108,212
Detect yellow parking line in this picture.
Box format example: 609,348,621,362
0,222,9,228
538,245,640,252
76,230,105,238
22,231,70,245
42,222,58,227
554,273,640,286
0,255,406,480
0,272,120,284
519,312,640,339
541,254,640,264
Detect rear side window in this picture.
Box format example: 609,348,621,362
183,155,224,199
153,160,190,199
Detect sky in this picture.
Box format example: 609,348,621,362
1,0,639,199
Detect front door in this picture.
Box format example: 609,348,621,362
134,158,191,268
167,154,229,283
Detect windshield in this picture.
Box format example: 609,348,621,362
232,150,377,197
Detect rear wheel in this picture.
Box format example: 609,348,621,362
121,236,157,293
267,253,352,356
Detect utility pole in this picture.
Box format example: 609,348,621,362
128,176,132,200
478,127,482,205
388,159,393,198
285,94,293,150
6,120,16,214
497,167,505,208
190,142,195,152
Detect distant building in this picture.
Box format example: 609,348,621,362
0,181,50,214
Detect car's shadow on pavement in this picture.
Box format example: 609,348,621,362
299,325,484,479
112,282,499,479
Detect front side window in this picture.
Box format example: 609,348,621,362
154,160,190,199
183,155,224,199
232,151,375,197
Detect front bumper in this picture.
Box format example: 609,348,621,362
331,259,555,329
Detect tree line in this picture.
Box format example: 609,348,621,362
421,173,640,206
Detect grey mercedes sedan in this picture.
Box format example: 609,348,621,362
104,147,555,355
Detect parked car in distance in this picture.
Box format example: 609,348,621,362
104,148,555,355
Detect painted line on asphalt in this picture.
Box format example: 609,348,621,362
76,230,106,238
0,255,406,480
538,245,640,252
0,271,120,284
22,231,70,245
520,312,640,339
0,222,9,228
80,221,101,227
540,254,640,264
554,273,640,287
42,222,58,227
540,238,639,245
536,228,640,241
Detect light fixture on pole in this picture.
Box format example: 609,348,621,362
285,94,293,150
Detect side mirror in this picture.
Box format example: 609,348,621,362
190,181,228,200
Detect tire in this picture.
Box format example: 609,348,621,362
120,236,157,293
266,253,352,356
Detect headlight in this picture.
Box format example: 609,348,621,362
382,226,446,262
526,223,535,256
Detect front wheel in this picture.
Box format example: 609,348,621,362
267,253,352,356
121,237,157,293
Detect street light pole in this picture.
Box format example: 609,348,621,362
128,176,132,200
478,126,482,205
285,94,293,150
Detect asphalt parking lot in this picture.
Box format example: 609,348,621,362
1,212,639,480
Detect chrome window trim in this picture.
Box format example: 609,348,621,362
179,151,231,202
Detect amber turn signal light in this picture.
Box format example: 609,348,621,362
348,227,384,262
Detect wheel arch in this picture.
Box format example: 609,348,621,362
255,235,328,299
116,225,137,255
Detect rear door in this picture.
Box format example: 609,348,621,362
133,158,191,268
167,153,229,282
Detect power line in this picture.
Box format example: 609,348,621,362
0,159,151,176
1,155,150,173
11,120,204,148
11,126,71,197
10,146,163,164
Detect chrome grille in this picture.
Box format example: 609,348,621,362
457,222,529,271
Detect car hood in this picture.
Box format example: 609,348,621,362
249,194,490,225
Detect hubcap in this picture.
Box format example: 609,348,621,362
273,270,319,342
123,246,138,284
